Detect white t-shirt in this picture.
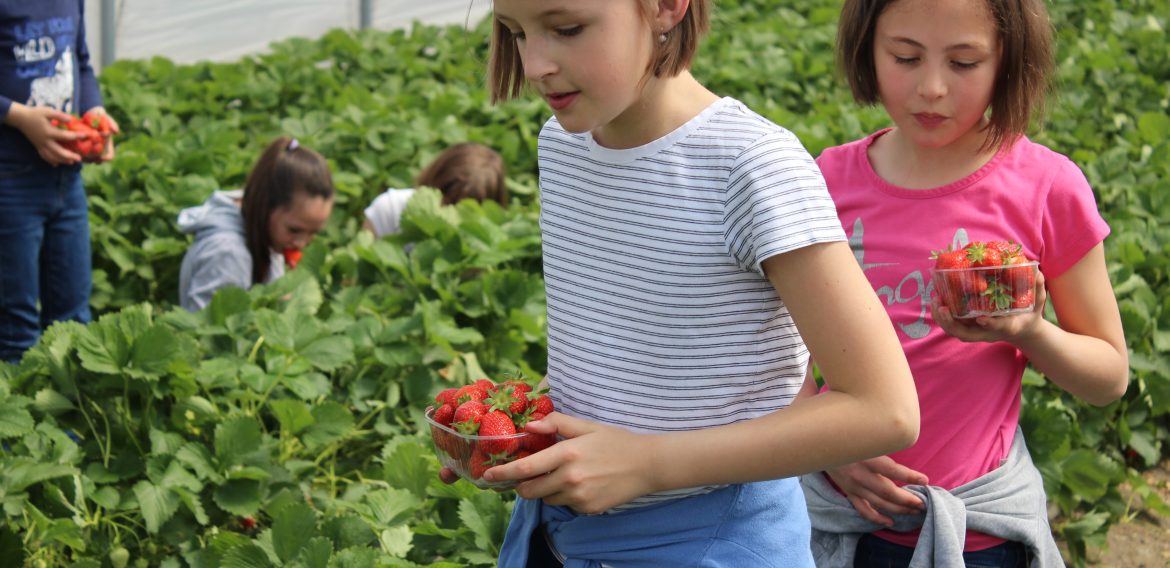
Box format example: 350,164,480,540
538,97,846,506
364,188,415,237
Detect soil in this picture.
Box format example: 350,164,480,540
1069,459,1170,567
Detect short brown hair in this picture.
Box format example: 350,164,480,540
836,0,1054,151
240,136,334,283
417,142,508,207
489,0,711,103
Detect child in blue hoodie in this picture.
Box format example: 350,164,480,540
0,1,119,363
177,136,334,311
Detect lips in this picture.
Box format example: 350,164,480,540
914,112,947,129
545,91,579,111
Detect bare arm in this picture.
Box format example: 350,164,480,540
486,241,920,513
934,243,1127,406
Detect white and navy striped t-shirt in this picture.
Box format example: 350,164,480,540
538,97,846,507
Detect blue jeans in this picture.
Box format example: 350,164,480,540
853,533,1028,568
0,162,92,363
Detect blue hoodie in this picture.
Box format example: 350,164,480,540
0,1,103,165
177,190,284,312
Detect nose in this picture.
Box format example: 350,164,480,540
521,37,556,81
917,64,947,100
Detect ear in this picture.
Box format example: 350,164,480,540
652,0,690,33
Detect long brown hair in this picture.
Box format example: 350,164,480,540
417,142,508,207
240,136,334,283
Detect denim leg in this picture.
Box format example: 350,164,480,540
0,163,48,363
38,168,92,328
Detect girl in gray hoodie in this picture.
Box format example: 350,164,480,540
177,136,334,311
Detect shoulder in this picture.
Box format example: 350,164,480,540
187,230,249,265
1001,138,1091,193
537,117,588,155
815,135,871,167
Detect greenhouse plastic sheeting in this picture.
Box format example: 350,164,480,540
83,0,492,68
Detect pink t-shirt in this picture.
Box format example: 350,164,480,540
816,129,1110,550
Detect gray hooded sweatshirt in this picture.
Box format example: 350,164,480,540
177,190,283,312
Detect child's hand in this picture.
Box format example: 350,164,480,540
825,456,929,527
482,412,659,514
932,270,1048,344
82,107,120,163
4,103,82,166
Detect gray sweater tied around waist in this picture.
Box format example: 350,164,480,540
800,427,1065,567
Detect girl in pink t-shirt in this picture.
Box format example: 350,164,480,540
803,0,1129,566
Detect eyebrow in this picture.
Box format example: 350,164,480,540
495,8,574,24
886,36,990,52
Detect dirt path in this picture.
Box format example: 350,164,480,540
1079,460,1170,567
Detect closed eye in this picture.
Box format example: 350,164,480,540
556,25,583,37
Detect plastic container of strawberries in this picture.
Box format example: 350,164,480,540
931,261,1039,318
423,406,529,490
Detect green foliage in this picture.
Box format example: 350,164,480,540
0,0,1164,565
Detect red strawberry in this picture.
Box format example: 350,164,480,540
1011,289,1035,309
528,394,555,416
432,425,468,459
435,387,460,408
432,403,456,427
240,516,257,530
283,248,303,268
468,447,493,479
82,109,116,135
932,248,971,270
455,385,490,405
487,385,528,417
964,242,1002,268
473,378,497,392
477,411,519,454
452,400,488,435
501,379,533,396
1002,253,1034,292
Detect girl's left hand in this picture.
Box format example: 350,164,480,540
481,412,659,514
931,270,1047,344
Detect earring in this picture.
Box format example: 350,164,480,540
658,32,668,44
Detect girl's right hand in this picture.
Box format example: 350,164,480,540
825,456,929,527
3,103,82,166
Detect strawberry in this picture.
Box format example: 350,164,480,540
283,248,303,268
435,387,460,408
1011,289,1035,309
528,394,555,416
452,400,488,435
53,115,105,159
473,378,497,392
964,242,1002,268
82,109,116,135
477,410,519,455
501,379,533,396
455,385,490,405
487,384,528,417
468,447,493,479
932,248,971,270
1002,253,1034,292
432,403,456,427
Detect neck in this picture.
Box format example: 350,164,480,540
876,124,1002,189
592,71,719,149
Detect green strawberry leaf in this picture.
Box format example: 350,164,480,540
272,502,318,563
133,480,180,534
